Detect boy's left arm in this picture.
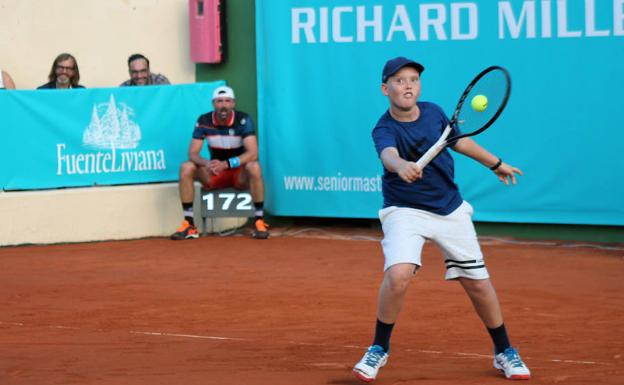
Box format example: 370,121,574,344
453,137,522,185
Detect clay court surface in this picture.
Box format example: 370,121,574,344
1,227,623,385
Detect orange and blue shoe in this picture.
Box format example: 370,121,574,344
170,220,199,240
252,219,270,239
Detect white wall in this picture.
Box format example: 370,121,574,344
0,0,195,89
0,183,247,247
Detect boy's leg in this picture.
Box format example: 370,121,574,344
375,206,428,323
374,263,419,351
458,278,503,329
459,278,530,380
354,206,429,383
354,263,417,382
377,263,419,326
432,202,530,379
375,207,428,347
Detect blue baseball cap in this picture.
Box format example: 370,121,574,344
382,57,425,83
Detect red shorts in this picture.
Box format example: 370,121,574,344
204,168,246,190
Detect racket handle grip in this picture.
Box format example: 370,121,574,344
415,124,452,169
415,143,445,169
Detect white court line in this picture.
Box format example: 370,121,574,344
129,330,250,341
2,321,612,366
550,359,606,365
456,352,492,359
0,321,76,330
406,347,607,365
130,329,612,366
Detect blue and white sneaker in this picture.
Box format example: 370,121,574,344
353,345,389,383
494,347,531,380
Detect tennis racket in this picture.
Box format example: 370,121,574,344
415,65,511,169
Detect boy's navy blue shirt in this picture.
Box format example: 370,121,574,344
372,101,463,215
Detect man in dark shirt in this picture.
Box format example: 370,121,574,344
120,53,170,86
171,85,269,240
37,53,85,89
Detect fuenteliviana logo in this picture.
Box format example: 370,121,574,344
57,94,166,176
83,94,141,149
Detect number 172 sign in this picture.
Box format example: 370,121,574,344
200,188,255,218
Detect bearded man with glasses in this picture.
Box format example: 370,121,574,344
37,53,84,89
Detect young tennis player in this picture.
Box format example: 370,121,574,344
353,57,530,382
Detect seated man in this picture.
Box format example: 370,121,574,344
171,85,269,240
120,53,170,86
37,53,85,89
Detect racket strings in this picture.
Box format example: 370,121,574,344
456,69,510,135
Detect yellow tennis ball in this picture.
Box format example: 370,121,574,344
471,94,488,112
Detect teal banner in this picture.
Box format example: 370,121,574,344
257,0,624,225
0,82,224,190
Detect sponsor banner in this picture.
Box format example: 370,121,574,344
256,0,624,225
0,82,224,190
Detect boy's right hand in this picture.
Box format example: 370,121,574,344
398,161,423,183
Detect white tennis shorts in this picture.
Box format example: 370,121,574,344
379,201,489,280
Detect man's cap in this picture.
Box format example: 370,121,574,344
212,85,235,100
382,57,425,83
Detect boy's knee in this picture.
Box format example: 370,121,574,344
384,269,414,295
460,277,492,295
